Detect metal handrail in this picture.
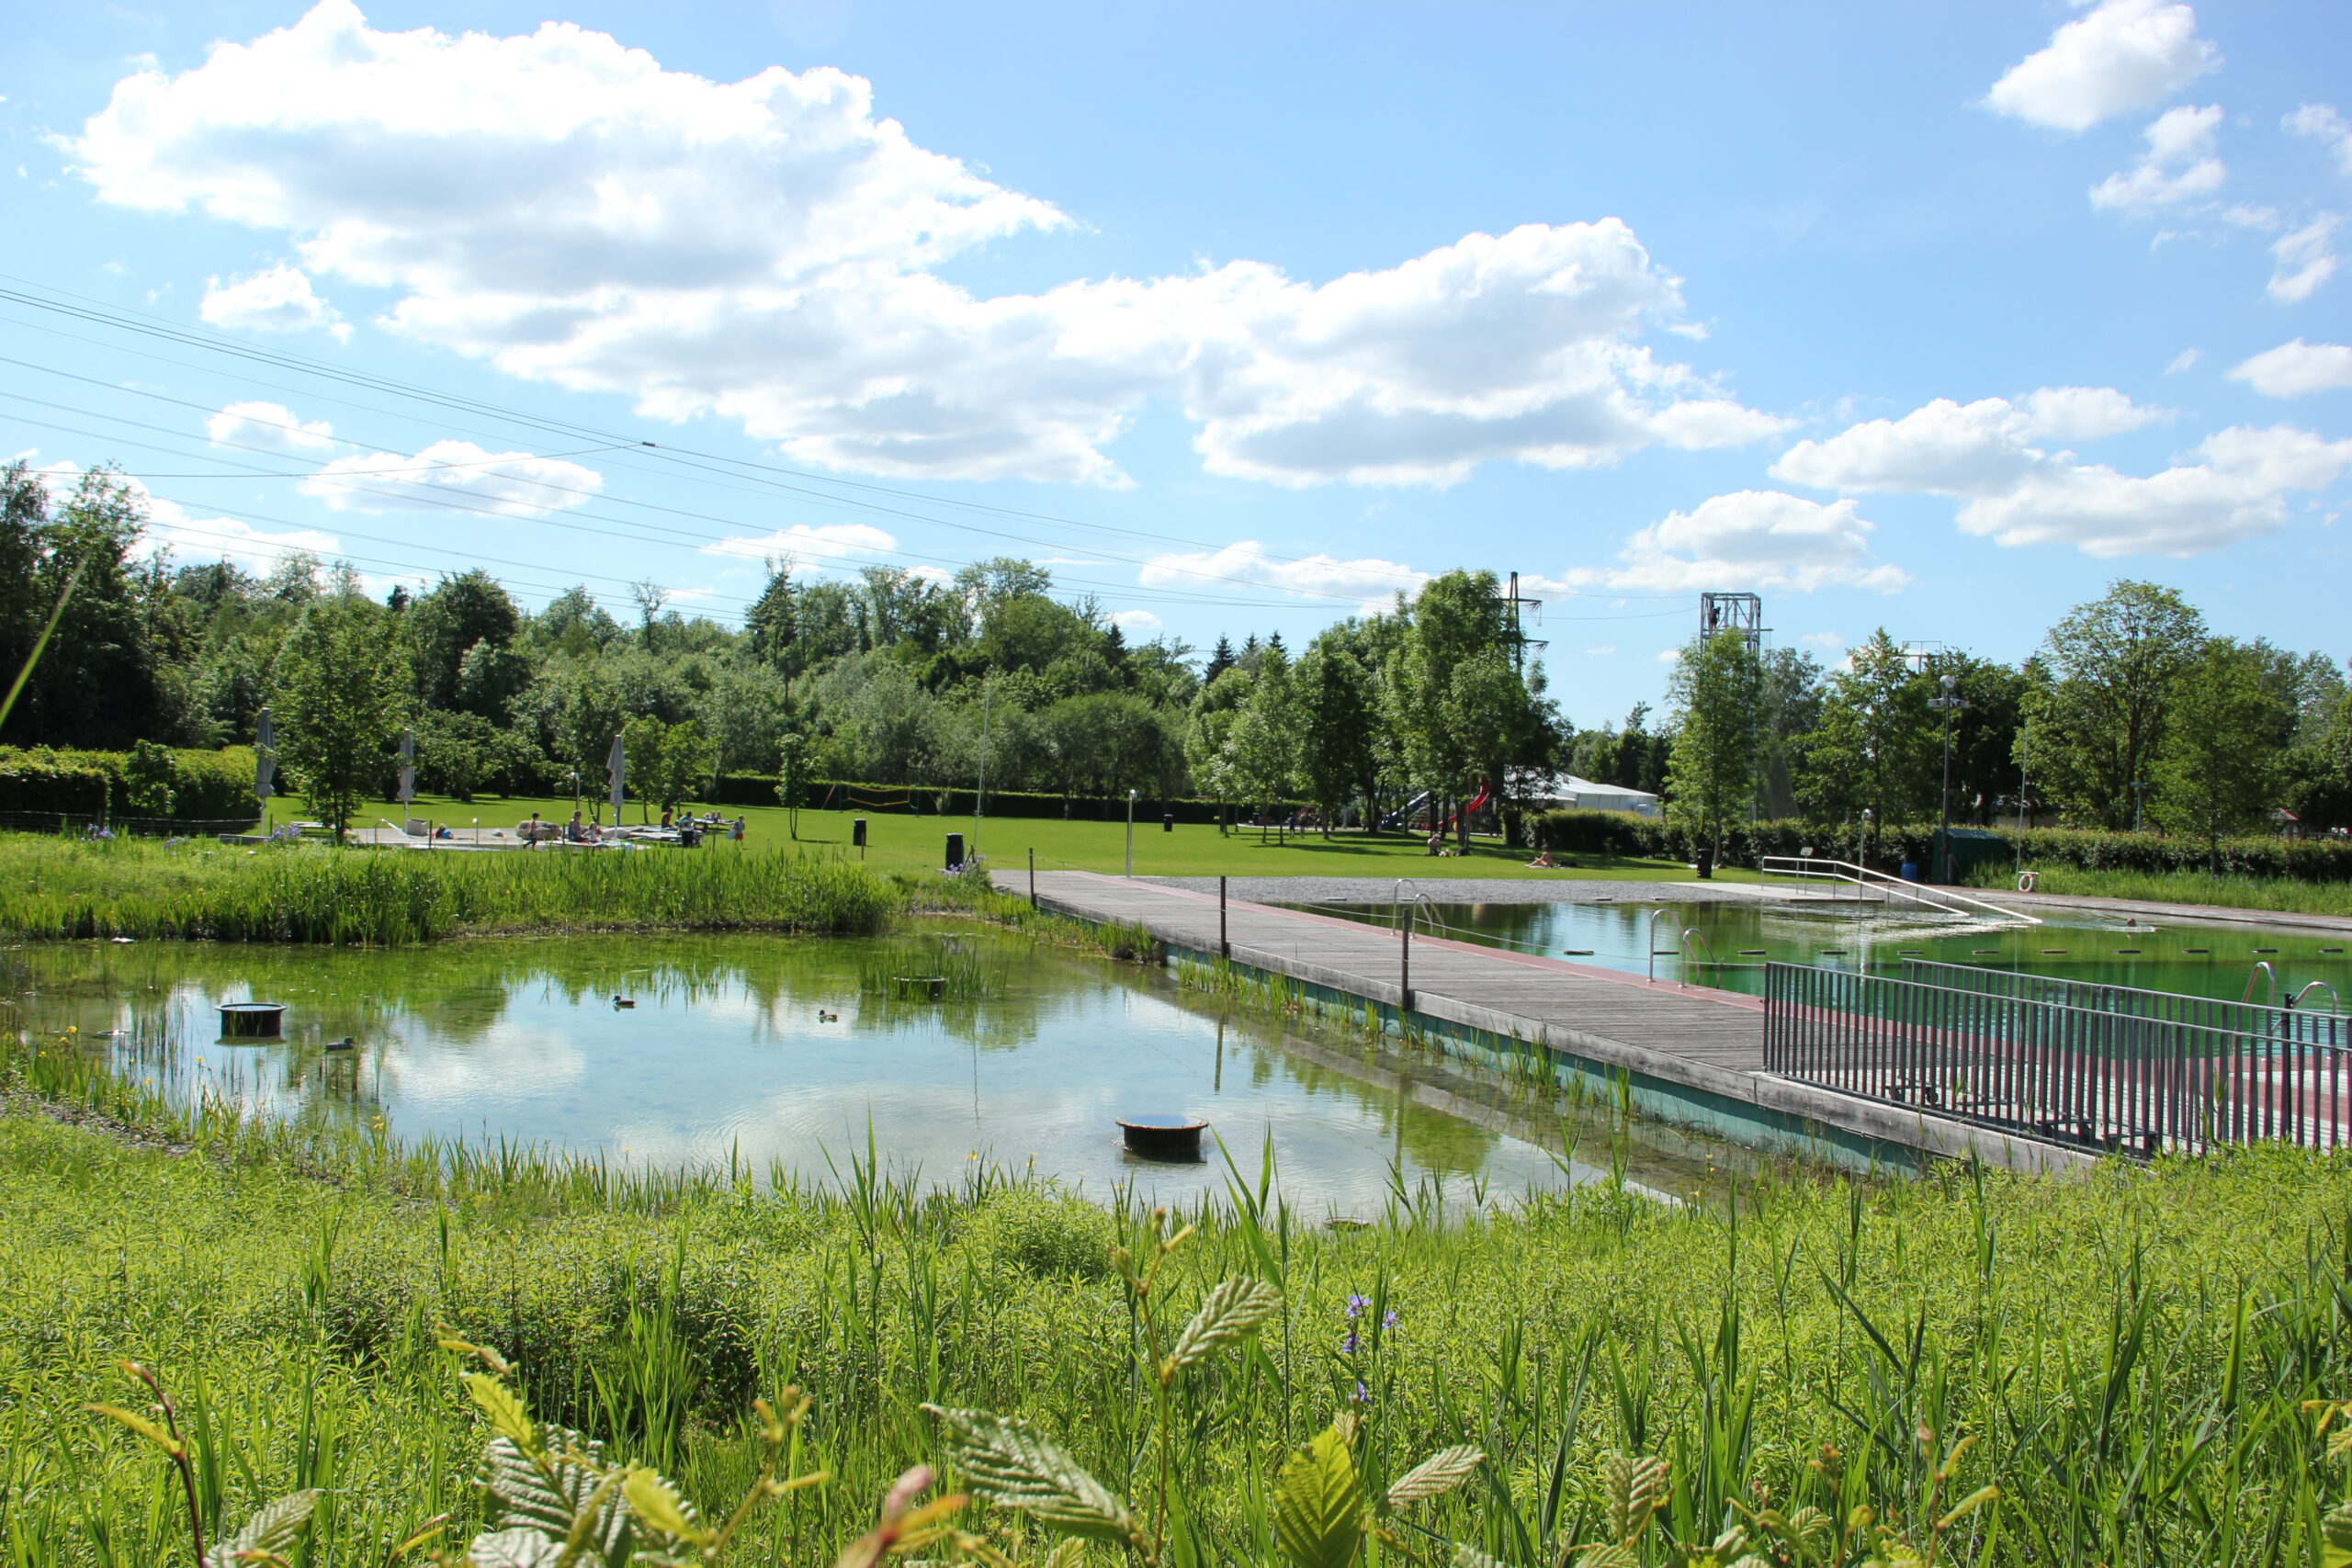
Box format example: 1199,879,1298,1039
1758,855,2041,926
2244,962,2277,1007
2291,980,2341,1017
1646,908,1676,983
1678,926,1719,988
1902,957,2346,1050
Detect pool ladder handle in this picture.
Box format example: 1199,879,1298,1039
2244,961,2277,1008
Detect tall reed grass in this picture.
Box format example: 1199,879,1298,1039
0,835,899,944
6,1020,2352,1563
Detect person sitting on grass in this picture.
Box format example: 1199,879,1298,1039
1526,849,1556,869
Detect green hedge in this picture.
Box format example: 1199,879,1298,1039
709,773,1299,825
1525,809,2352,885
0,747,259,825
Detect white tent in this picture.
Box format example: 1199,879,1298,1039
1527,773,1661,817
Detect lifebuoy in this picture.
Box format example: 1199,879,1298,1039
2017,870,2039,892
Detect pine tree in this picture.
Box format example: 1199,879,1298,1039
1204,636,1237,682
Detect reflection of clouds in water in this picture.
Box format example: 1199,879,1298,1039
12,932,1644,1213
371,1022,588,1115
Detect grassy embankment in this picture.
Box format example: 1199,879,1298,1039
1969,863,2352,919
5,1032,2351,1564
334,790,1735,883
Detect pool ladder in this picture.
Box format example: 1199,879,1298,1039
1645,909,1721,987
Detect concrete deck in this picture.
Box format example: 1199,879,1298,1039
1003,870,2092,1175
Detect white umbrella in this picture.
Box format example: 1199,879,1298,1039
607,733,626,818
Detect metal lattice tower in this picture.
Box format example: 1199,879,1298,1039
1699,592,1764,651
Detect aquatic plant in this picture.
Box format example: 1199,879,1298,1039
0,834,899,944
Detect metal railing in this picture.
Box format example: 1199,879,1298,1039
1898,958,2347,1052
1764,961,2351,1156
1758,856,2041,926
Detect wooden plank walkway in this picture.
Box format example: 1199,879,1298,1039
1002,871,2095,1176
1012,870,1766,1068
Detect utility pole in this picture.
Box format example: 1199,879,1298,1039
1125,788,1137,876
2015,714,2030,875
974,676,991,860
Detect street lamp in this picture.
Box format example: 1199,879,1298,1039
1929,673,1969,884
1125,788,1138,876
2132,779,2148,834
1858,806,1873,871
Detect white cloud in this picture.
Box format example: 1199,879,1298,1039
65,2,1779,488
197,264,347,339
2287,104,2352,177
1137,540,1426,611
1956,425,2352,556
699,521,898,562
1799,631,1847,651
1653,649,1681,664
2230,338,2352,397
2268,217,2340,303
1583,645,1616,656
207,400,338,455
301,439,604,517
1778,392,2352,557
1109,609,1160,632
2089,105,2224,210
1984,0,2219,132
2165,347,2200,373
1771,387,2164,495
34,458,344,575
1547,491,1908,595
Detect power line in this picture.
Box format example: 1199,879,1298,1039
0,271,1691,604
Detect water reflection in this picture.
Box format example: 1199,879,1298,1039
3,932,1738,1213
1315,899,2350,1006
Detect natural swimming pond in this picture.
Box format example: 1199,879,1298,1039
2,931,1741,1212
1306,897,2351,1007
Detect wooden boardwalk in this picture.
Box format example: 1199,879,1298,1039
1017,871,1766,1064
1004,871,2091,1175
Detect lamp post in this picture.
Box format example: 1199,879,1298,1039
1858,807,1873,874
1125,788,1137,876
1929,673,1968,884
2132,779,2148,833
2016,714,2030,876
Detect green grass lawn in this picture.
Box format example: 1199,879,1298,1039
326,789,1737,883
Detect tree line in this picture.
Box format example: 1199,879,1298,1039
4,462,2341,853
1659,580,2352,871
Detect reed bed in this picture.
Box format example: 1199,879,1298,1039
5,1024,2352,1564
0,834,899,944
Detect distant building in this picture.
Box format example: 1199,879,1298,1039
1528,773,1662,817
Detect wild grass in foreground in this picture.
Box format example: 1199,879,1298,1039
0,834,900,943
1969,863,2352,919
8,1029,2352,1563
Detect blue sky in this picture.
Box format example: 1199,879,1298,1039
2,0,2346,728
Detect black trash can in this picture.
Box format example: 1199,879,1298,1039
1161,810,1173,833
945,831,965,869
852,817,867,848
1695,847,1715,880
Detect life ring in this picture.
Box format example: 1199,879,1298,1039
2017,869,2039,892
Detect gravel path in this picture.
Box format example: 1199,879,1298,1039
1139,875,1770,907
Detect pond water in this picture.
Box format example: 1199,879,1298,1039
1307,897,2350,1007
3,932,1741,1213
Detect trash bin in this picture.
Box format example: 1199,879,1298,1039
1899,860,1919,881
1695,847,1714,880
852,818,867,848
1161,811,1174,833
945,831,964,870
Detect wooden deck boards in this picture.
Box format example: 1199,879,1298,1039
1008,871,1767,1072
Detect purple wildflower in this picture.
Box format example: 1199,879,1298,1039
1344,1292,1370,1319
1340,1331,1360,1354
1382,1308,1399,1330
1349,1380,1370,1404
